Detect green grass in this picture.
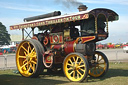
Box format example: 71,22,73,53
0,62,128,85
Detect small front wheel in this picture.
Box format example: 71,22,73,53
63,53,89,82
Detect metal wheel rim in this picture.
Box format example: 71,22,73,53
64,54,87,82
16,41,37,77
89,52,106,77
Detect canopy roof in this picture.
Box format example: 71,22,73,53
10,8,119,30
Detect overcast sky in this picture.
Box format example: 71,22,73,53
0,0,128,43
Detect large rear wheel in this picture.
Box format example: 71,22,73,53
89,51,109,77
16,39,44,77
63,53,89,82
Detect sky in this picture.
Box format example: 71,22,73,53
0,0,128,43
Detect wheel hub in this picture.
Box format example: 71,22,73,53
72,63,79,71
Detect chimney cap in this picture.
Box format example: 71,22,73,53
78,5,88,9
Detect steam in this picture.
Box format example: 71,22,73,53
54,0,83,9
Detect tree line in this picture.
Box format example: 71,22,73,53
0,22,11,45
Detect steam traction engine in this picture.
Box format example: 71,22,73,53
10,8,118,82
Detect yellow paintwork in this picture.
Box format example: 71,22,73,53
16,41,37,77
115,44,120,48
63,54,87,82
89,52,106,77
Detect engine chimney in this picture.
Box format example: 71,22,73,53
78,5,88,12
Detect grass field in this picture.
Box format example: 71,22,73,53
0,62,128,85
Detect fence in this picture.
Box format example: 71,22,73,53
99,49,128,63
0,54,16,70
0,49,128,70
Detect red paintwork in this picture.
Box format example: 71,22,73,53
59,34,63,43
64,40,75,55
32,36,38,40
50,36,53,44
51,40,75,55
53,35,59,42
50,36,96,55
43,37,49,45
81,36,95,43
52,45,61,50
50,33,63,44
45,55,52,63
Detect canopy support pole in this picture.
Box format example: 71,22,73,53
32,28,35,37
106,18,108,33
22,29,24,40
95,18,98,34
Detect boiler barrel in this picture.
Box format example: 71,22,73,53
24,11,61,22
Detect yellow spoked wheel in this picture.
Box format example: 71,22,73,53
89,51,109,77
16,39,44,77
63,53,89,82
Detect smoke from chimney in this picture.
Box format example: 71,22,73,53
54,0,83,9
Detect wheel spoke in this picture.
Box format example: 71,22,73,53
67,67,73,70
69,59,73,65
27,66,31,74
91,68,95,74
28,42,32,51
98,62,105,65
30,48,35,54
98,66,101,73
79,60,83,65
27,61,29,69
21,62,28,69
67,63,73,66
95,67,98,74
98,57,103,62
33,64,36,72
73,70,75,78
78,65,85,68
21,46,28,53
23,59,27,64
75,57,79,64
77,70,82,76
30,63,35,72
35,58,37,62
99,66,104,70
19,56,26,59
80,68,85,72
31,60,37,64
31,54,37,58
28,45,30,54
77,73,79,79
73,56,75,62
69,70,74,75
97,55,99,62
24,51,27,56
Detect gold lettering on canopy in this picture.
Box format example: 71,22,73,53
10,14,89,30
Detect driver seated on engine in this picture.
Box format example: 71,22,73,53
81,18,106,36
70,26,79,39
80,18,95,36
